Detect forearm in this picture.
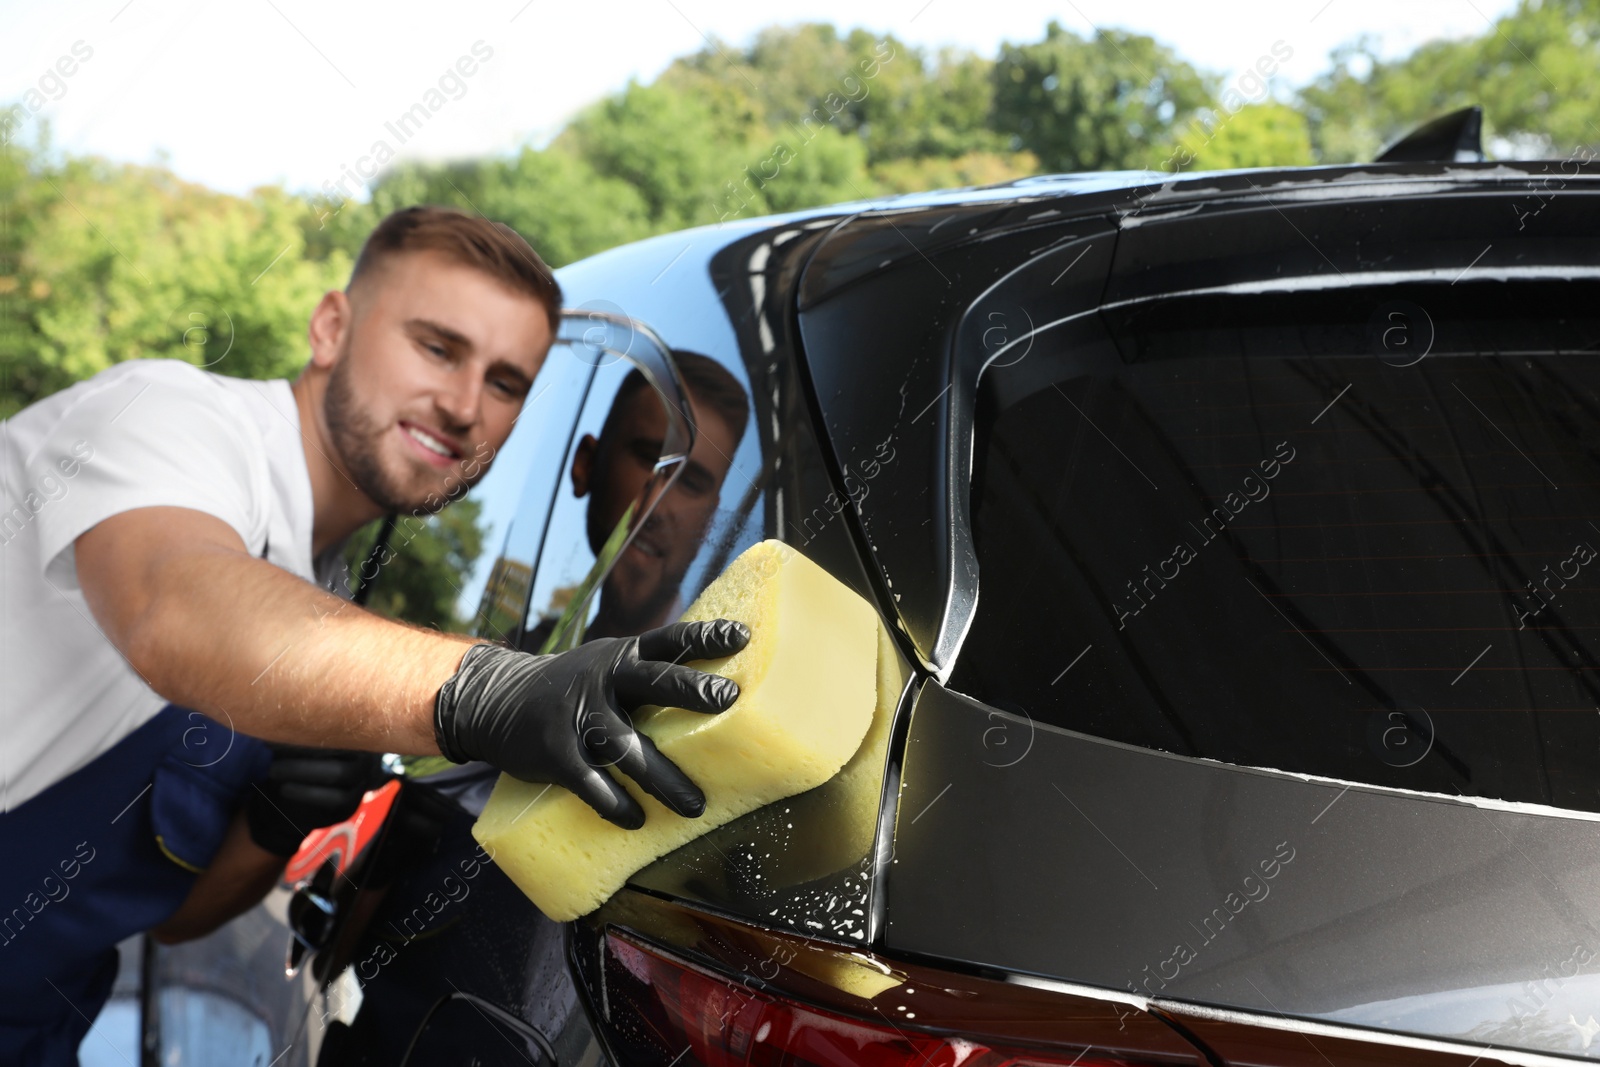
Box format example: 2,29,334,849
120,540,484,754
150,810,285,945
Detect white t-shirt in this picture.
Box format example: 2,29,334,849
0,359,350,811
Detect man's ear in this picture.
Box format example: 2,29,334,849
571,434,598,498
307,290,353,371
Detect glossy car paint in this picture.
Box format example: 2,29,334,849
143,161,1600,1066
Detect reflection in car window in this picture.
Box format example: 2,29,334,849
522,349,756,653
952,350,1600,811
464,345,595,643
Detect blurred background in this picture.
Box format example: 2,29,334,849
4,0,1597,632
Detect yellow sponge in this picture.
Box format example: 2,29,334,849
472,540,880,921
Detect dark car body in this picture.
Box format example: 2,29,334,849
145,158,1600,1067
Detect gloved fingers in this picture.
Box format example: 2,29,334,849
636,620,751,664
562,764,647,831
617,661,740,715
613,728,707,818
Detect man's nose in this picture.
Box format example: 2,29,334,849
436,375,482,433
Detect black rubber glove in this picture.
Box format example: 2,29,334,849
246,745,385,857
434,620,751,830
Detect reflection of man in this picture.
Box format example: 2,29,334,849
540,353,749,645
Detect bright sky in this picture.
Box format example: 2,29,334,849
1,0,1517,197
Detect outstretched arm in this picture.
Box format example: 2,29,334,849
76,505,474,755
75,503,751,830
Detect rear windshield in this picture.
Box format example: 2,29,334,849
950,293,1600,811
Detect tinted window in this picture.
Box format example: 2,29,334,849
951,301,1600,811
520,345,759,652
459,344,595,643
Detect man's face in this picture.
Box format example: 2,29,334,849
573,385,740,630
322,250,552,514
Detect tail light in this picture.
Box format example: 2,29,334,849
594,929,1174,1067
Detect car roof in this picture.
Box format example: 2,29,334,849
562,159,1597,281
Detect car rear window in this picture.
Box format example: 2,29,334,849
950,292,1600,811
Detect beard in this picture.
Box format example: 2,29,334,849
324,349,472,516
593,512,702,638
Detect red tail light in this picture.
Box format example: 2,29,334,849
598,930,1150,1067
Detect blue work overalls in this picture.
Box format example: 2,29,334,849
0,704,270,1064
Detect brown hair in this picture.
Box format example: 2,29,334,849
348,205,563,332
602,351,750,452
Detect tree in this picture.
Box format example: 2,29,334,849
4,149,347,416
344,499,487,633
871,149,1040,193
560,80,760,231
1300,0,1600,163
991,21,1215,172
1171,103,1314,171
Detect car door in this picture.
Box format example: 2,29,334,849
794,178,1600,1064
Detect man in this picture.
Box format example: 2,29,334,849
525,353,750,648
0,206,748,1061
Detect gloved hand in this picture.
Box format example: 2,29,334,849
246,745,385,857
433,620,751,830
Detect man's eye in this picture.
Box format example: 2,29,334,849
423,341,448,358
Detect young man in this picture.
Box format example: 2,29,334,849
0,206,747,1060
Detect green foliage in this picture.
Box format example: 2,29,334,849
5,13,1590,624
343,498,486,633
561,80,755,230
330,148,653,269
665,25,1008,165
1,135,348,416
991,20,1216,172
1301,0,1600,162
1174,103,1315,171
871,149,1042,193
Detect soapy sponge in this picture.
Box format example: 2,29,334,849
472,540,880,921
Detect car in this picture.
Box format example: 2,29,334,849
139,108,1600,1066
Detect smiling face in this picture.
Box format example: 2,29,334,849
571,382,741,637
313,250,553,516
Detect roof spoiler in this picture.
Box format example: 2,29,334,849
1375,105,1485,163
